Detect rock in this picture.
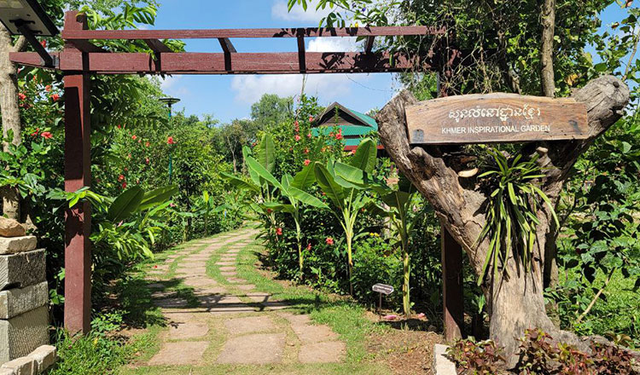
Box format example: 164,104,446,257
0,282,49,320
1,356,35,375
0,367,15,375
0,219,25,238
27,345,56,373
0,238,37,255
0,307,49,363
0,250,46,291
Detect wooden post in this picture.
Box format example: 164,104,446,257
441,223,464,342
63,11,92,334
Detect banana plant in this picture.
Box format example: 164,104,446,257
313,138,380,295
246,156,328,277
370,175,420,316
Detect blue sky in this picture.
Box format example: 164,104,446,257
150,1,633,124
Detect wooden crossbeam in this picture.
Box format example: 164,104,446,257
297,32,306,73
10,51,427,74
61,26,446,41
66,40,106,53
144,39,172,53
365,36,375,53
218,38,237,53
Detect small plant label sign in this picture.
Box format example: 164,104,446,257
405,93,589,144
372,283,394,295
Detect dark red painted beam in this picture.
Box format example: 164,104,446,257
144,39,172,53
11,51,429,74
218,38,237,53
61,25,446,41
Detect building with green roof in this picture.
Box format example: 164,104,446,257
311,102,383,151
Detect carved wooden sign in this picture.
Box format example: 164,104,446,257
405,93,589,145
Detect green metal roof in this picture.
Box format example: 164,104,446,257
311,102,378,140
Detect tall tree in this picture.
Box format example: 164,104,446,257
376,75,629,362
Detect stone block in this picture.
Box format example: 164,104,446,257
0,238,37,255
0,307,49,364
0,250,46,291
27,345,56,373
433,344,457,375
0,219,25,238
1,356,35,375
0,283,48,320
0,368,15,375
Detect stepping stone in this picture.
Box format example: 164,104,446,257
227,277,247,284
148,341,209,366
216,261,234,266
237,285,256,291
193,287,227,297
227,249,241,254
281,313,311,326
298,341,346,363
221,271,237,277
291,323,338,344
146,283,165,290
169,322,210,340
245,293,270,303
151,290,177,299
219,266,236,272
224,316,275,335
183,277,218,288
153,297,188,308
208,295,255,314
217,333,285,364
165,312,195,324
263,301,290,311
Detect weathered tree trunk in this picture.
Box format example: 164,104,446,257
376,75,629,364
0,25,25,220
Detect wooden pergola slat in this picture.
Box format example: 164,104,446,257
61,25,446,40
218,38,237,54
144,39,172,53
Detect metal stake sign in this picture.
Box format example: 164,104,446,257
372,283,394,312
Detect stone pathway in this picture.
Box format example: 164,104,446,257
140,228,346,370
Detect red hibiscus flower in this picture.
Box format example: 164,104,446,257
31,128,40,137
132,135,137,140
276,227,283,236
306,243,312,251
40,40,47,48
304,159,311,166
304,148,309,154
41,132,52,139
145,157,150,165
167,136,175,145
309,115,314,122
51,94,60,101
118,174,125,182
145,141,150,147
350,149,357,155
325,237,334,245
295,134,301,141
45,85,51,92
307,133,312,139
335,129,343,140
18,93,26,101
122,182,127,189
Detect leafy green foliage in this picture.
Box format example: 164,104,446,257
477,149,558,286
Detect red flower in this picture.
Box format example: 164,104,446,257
117,125,122,129
31,128,40,137
350,149,357,155
307,133,312,139
124,167,129,172
276,227,283,236
132,135,137,140
306,243,312,251
294,120,300,132
304,148,309,154
51,94,60,102
18,93,26,101
145,157,150,165
145,141,150,147
45,85,51,92
309,115,314,122
41,132,52,139
325,237,334,245
40,40,47,48
153,265,158,269
304,159,311,166
118,174,125,182
295,134,301,141
266,209,273,214
167,136,175,145
122,182,127,189
335,129,343,140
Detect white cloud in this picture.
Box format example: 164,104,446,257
160,75,190,97
231,74,360,104
307,37,358,52
271,0,333,23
